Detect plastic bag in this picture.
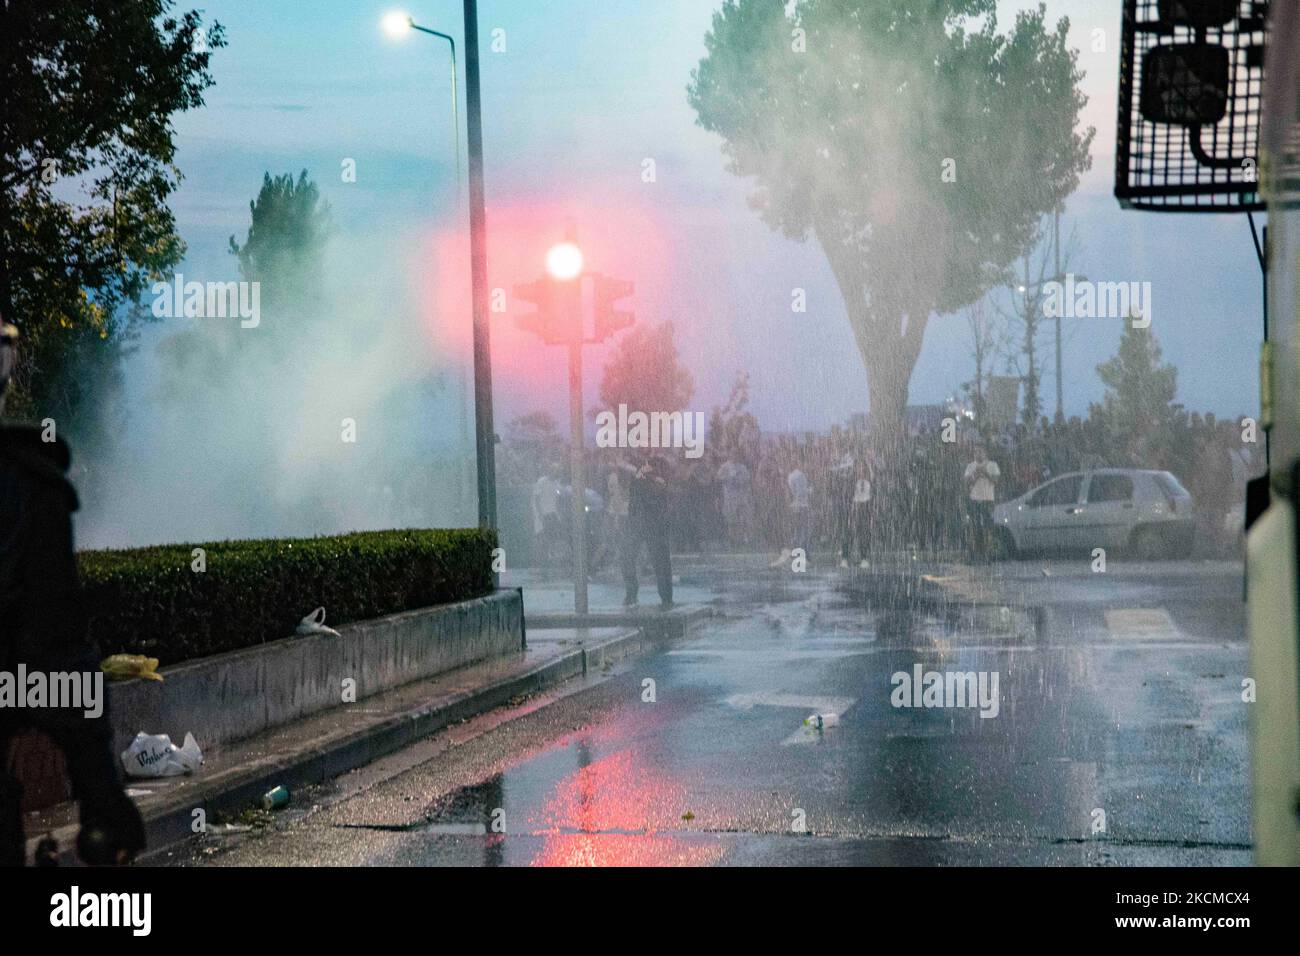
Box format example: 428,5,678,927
296,606,341,637
120,731,203,778
101,654,163,682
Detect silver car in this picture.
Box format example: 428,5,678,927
991,469,1195,560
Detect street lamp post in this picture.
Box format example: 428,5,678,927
383,12,459,183
463,0,497,532
382,5,496,530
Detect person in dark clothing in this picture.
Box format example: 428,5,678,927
829,452,855,568
0,320,144,866
849,455,875,566
621,455,673,609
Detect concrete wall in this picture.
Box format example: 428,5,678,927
107,589,524,758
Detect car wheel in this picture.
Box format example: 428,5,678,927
1131,526,1164,561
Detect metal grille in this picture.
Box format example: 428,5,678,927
1116,0,1269,212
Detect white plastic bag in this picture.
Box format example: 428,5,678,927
120,731,203,778
296,606,341,637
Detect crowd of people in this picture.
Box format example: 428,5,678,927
515,410,1262,573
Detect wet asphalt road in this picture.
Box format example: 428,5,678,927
166,557,1251,866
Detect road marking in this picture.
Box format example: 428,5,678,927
723,693,858,746
725,693,856,712
670,649,874,662
670,635,875,663
1105,607,1181,640
424,823,488,835
782,713,851,746
671,641,1030,659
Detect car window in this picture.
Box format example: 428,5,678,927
1153,473,1188,499
1027,475,1082,508
1088,474,1133,503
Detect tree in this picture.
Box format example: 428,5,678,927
159,170,331,394
0,0,224,422
152,170,333,536
707,371,761,464
1091,320,1182,467
596,321,694,416
992,214,1079,428
498,411,565,487
962,298,1010,440
229,171,331,314
688,0,1093,450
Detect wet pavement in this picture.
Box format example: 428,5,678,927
164,555,1251,866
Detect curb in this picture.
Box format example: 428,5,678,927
34,627,661,865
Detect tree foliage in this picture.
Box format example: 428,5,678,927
688,0,1093,446
597,321,695,416
707,371,761,465
159,170,331,395
229,171,331,310
0,0,224,421
1091,320,1182,466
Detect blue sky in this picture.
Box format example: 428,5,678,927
153,0,1263,432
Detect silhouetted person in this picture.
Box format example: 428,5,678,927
716,455,754,548
771,464,812,567
963,444,1000,559
531,461,563,568
603,459,631,569
849,454,874,567
0,319,145,866
829,452,855,568
622,455,673,609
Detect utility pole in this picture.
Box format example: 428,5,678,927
380,9,491,523
1053,206,1064,423
464,0,496,530
558,224,589,614
567,334,588,614
1021,254,1039,427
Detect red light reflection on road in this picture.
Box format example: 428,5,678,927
530,749,724,867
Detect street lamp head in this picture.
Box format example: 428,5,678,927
546,242,584,282
381,11,413,39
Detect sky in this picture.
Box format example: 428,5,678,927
148,0,1264,439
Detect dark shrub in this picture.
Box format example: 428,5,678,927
78,528,496,663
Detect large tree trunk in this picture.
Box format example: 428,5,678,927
816,220,934,551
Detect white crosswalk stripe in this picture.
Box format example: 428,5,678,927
1105,607,1181,640
725,693,856,712
724,693,858,746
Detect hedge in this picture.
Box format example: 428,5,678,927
77,528,497,664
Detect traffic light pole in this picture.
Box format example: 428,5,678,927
515,252,634,616
1053,207,1063,422
568,340,589,615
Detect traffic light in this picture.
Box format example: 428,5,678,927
591,274,634,343
514,277,579,345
